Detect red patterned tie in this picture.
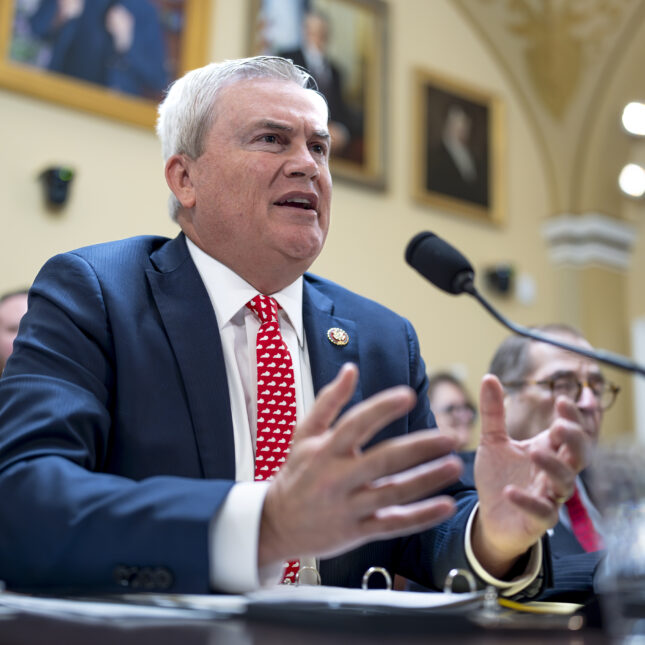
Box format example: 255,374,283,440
565,486,604,552
246,294,299,583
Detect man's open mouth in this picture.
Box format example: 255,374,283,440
274,194,318,211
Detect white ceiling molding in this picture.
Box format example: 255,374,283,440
541,213,637,269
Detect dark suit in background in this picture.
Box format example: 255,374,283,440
279,48,350,132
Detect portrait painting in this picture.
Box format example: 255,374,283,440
0,0,209,128
249,0,387,188
413,68,505,224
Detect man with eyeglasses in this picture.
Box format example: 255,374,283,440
485,323,617,601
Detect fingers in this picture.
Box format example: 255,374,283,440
554,394,582,424
295,363,358,439
530,449,576,502
329,385,417,454
347,431,457,491
548,399,590,472
350,451,463,517
478,374,508,446
358,495,457,541
504,485,558,524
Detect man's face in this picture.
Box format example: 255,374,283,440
504,335,604,443
0,293,28,372
305,15,330,51
174,77,332,291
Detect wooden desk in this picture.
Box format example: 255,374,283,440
0,607,610,645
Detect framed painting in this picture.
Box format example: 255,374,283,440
0,0,210,128
249,0,387,189
413,68,505,224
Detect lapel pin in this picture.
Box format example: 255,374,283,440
327,327,349,346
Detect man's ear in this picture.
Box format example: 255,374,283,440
165,154,196,209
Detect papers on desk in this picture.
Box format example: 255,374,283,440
0,586,481,623
0,585,582,629
0,590,243,621
248,585,484,612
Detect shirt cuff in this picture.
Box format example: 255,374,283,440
209,481,282,593
464,502,542,597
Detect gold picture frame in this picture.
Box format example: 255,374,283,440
413,68,505,225
0,0,210,129
248,0,387,189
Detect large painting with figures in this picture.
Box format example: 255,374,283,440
0,0,209,128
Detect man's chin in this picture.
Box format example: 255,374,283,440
280,232,326,264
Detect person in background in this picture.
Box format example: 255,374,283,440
0,57,587,596
426,103,488,207
428,371,476,450
278,9,360,157
28,0,169,99
0,289,28,375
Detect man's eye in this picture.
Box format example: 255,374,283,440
552,377,576,392
261,134,278,144
311,143,327,155
589,379,606,393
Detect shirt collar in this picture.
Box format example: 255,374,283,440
185,237,305,347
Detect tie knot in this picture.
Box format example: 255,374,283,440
246,294,279,324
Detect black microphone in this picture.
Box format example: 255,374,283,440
405,231,645,377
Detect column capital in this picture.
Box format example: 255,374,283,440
541,213,637,270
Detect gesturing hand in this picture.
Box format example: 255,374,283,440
472,375,589,577
258,363,463,568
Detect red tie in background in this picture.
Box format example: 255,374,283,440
565,486,604,552
246,294,299,583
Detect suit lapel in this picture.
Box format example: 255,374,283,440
303,278,362,410
146,234,235,480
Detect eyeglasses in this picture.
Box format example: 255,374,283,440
435,403,477,420
502,372,620,411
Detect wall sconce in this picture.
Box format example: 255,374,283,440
619,102,645,198
622,102,645,136
619,163,645,198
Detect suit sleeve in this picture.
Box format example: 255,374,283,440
0,252,233,593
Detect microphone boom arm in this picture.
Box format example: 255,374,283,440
462,280,645,377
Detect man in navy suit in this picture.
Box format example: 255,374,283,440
0,57,587,595
484,324,616,600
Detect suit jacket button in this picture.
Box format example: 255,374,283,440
113,565,136,587
153,567,173,590
137,567,155,589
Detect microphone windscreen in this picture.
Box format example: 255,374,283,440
405,231,474,294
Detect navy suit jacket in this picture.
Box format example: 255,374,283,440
0,234,542,595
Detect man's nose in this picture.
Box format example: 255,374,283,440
285,144,320,179
577,383,600,410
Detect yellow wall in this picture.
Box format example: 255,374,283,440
0,0,641,445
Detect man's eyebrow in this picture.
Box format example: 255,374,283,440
312,128,331,140
255,120,293,132
543,369,605,381
539,370,578,381
247,121,330,140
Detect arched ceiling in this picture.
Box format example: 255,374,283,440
454,0,645,216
